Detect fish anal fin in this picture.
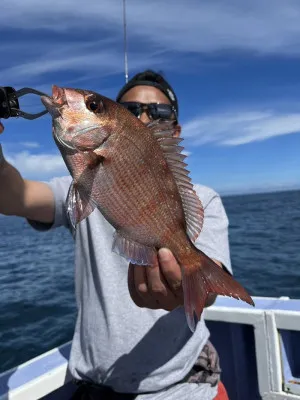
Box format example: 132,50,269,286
147,119,204,242
66,181,96,229
112,231,157,265
182,250,255,332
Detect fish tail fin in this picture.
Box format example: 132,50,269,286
181,250,254,332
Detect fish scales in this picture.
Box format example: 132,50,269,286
90,130,183,245
41,86,255,331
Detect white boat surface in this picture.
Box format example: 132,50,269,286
1,295,300,400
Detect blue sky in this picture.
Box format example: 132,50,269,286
1,0,300,195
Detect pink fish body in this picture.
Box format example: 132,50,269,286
41,86,254,331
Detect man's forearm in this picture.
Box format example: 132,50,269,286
0,156,27,216
0,124,55,222
0,149,55,223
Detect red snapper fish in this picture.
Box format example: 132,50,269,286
41,86,254,331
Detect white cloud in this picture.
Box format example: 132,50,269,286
2,0,300,57
0,42,166,86
2,141,41,150
183,109,300,146
19,142,40,149
5,151,68,180
2,0,300,88
0,44,170,94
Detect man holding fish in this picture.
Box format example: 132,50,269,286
0,70,253,399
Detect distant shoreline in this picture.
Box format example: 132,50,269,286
221,187,300,198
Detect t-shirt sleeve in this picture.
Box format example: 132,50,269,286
193,185,233,275
27,175,72,232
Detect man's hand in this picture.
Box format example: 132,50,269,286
128,248,183,311
0,121,4,134
128,248,223,311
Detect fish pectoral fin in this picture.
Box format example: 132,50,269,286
112,231,157,265
83,151,105,170
84,148,110,169
66,181,96,229
93,148,110,159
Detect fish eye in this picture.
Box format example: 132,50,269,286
86,97,104,114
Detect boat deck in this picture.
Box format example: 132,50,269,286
1,296,300,400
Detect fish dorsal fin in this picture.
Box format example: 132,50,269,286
147,120,204,242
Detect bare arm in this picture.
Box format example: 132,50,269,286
0,123,55,224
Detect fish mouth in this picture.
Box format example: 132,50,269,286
42,86,101,152
54,133,77,152
41,95,62,119
41,86,76,151
41,85,66,118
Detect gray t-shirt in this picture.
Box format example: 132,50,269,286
29,175,232,400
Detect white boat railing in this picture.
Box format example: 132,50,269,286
204,296,300,400
0,296,300,400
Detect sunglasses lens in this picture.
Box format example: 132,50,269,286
120,102,175,121
154,104,173,120
120,102,141,117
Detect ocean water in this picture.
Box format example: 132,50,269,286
0,189,299,373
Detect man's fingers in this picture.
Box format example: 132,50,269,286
146,261,181,310
128,262,181,311
158,248,183,299
128,248,185,311
128,263,144,308
129,264,159,309
145,259,168,297
134,265,149,295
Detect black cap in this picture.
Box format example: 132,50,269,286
116,70,179,117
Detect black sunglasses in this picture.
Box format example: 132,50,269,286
119,101,177,121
